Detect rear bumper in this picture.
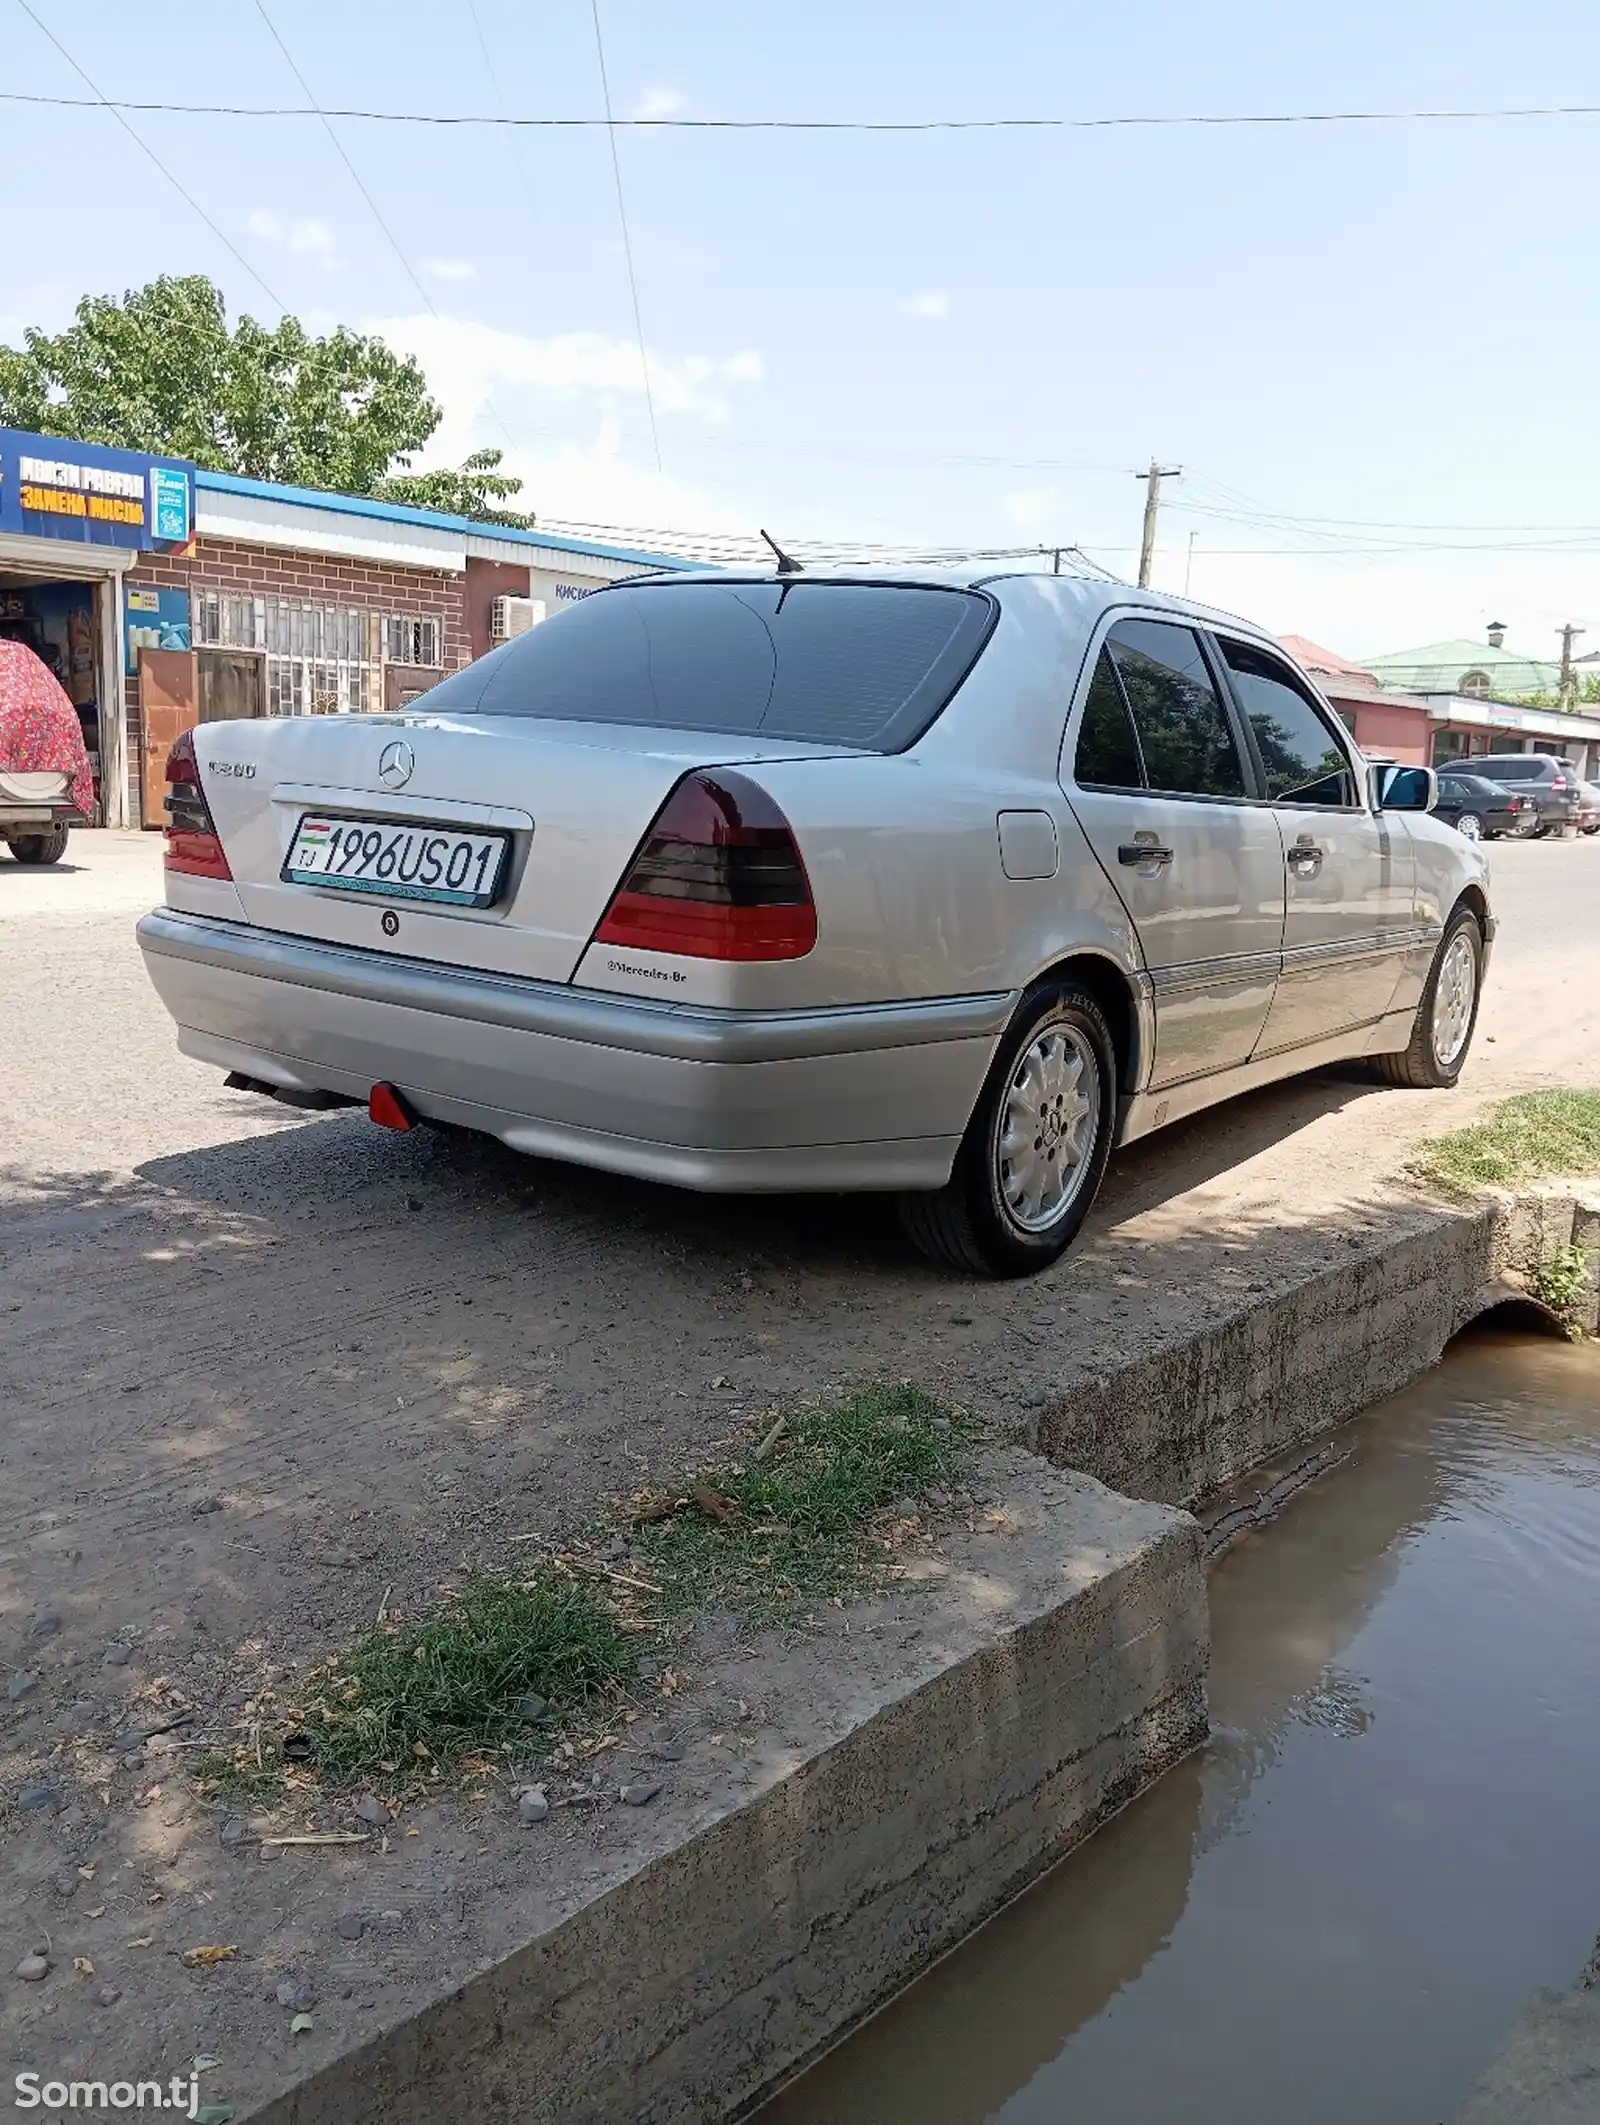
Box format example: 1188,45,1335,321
137,909,1011,1194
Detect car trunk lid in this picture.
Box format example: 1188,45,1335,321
190,711,847,984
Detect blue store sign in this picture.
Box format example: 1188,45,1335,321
0,426,195,553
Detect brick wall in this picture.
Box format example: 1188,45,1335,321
123,536,470,825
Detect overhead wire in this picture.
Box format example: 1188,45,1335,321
588,0,662,473
248,0,519,453
3,90,1599,133
13,2,284,309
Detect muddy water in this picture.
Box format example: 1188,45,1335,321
761,1328,1600,2125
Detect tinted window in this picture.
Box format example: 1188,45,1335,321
1220,639,1356,806
1477,757,1540,780
414,580,994,752
1073,649,1145,788
1105,619,1246,798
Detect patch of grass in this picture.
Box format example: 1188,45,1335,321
632,1382,974,1629
193,1383,973,1798
1414,1088,1600,1197
245,1573,638,1794
1529,1244,1591,1325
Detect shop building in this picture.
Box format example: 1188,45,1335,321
1282,632,1600,778
0,425,681,829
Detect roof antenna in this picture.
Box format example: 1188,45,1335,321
759,527,805,576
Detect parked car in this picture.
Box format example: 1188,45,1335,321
137,572,1492,1277
1579,781,1600,834
0,638,93,865
1432,770,1536,843
1471,752,1586,836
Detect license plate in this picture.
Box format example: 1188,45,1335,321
283,814,510,908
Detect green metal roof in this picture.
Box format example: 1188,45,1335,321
1361,638,1562,698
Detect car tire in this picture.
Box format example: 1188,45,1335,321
1370,905,1483,1090
1456,814,1482,842
5,824,68,865
899,979,1117,1277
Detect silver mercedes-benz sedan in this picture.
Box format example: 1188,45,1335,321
137,567,1491,1276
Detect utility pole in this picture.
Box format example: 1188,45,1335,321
1558,623,1585,709
1135,460,1182,588
1184,530,1197,596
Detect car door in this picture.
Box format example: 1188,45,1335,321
1061,616,1285,1089
1213,635,1415,1054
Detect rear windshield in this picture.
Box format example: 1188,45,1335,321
415,579,996,752
1478,757,1544,779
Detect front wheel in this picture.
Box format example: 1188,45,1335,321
899,980,1117,1277
5,823,68,865
1455,813,1482,843
1371,907,1483,1090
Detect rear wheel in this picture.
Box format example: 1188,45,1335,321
5,824,68,865
1455,813,1483,843
899,980,1117,1277
1371,906,1482,1090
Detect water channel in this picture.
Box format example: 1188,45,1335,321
761,1325,1600,2125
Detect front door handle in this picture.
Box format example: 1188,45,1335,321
1287,839,1324,871
1118,842,1174,868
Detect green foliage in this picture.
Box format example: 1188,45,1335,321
292,1573,634,1789
1528,1244,1590,1324
634,1383,974,1628
374,446,533,526
1415,1088,1600,1195
0,275,439,494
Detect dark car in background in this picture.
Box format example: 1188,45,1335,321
1432,770,1535,843
1473,753,1586,837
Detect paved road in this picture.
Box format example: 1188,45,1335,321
2,829,1597,1675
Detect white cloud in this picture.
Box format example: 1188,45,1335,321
368,315,765,452
1005,488,1057,532
897,291,949,321
424,259,477,283
633,85,685,120
247,210,339,266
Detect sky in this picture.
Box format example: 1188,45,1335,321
5,0,1600,663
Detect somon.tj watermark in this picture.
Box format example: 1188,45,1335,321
13,2073,204,2117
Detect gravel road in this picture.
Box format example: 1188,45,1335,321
2,826,1595,2111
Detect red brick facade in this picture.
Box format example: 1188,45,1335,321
123,536,471,826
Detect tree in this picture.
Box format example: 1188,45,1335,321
374,447,533,527
0,275,442,496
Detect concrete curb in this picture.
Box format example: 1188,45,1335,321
254,1456,1206,2125
1020,1188,1593,1507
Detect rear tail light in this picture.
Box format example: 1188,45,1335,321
164,728,232,879
1551,774,1569,788
595,769,817,961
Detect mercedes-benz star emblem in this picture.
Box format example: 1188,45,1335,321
377,739,415,791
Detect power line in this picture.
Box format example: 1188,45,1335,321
12,4,284,309
249,0,518,454
589,0,662,474
250,0,436,317
5,90,1600,133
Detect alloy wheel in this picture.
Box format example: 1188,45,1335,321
1431,931,1478,1071
995,1024,1101,1234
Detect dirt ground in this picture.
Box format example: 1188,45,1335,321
2,828,1596,2114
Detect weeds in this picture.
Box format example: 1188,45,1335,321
1414,1088,1600,1196
195,1383,972,1796
632,1382,974,1630
1529,1244,1591,1327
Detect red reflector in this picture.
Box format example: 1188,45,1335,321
595,769,817,962
369,1083,417,1132
163,727,232,880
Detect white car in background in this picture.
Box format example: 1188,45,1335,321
138,569,1491,1276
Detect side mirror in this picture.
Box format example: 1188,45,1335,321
1373,763,1437,813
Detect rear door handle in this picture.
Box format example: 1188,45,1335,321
1118,842,1173,868
1287,841,1324,869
